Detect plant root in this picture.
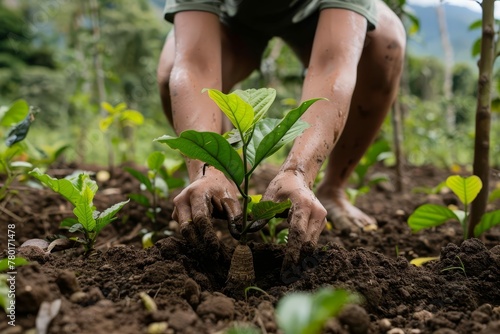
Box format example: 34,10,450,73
227,243,255,288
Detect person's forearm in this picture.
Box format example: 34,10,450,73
169,11,224,181
280,66,357,188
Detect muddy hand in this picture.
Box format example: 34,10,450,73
172,170,241,258
263,170,327,278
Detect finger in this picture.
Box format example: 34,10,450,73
305,217,327,246
282,206,308,270
174,201,197,245
220,197,241,222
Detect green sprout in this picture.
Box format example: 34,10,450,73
408,175,500,238
29,168,129,254
0,257,28,312
125,151,185,247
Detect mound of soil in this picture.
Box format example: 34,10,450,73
1,163,499,334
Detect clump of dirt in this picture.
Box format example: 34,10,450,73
1,163,500,333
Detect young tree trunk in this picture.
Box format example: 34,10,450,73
469,0,495,238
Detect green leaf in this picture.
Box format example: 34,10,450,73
29,168,84,207
488,188,500,202
124,167,153,192
446,175,482,206
472,38,481,57
128,193,151,207
251,98,321,171
95,199,129,234
205,89,254,133
155,131,244,185
468,19,482,31
276,228,289,244
147,151,165,171
0,257,28,272
73,185,96,232
60,218,79,229
474,210,500,237
408,204,460,232
276,288,354,334
251,199,291,221
5,113,34,147
233,88,276,124
101,101,116,114
99,116,114,132
247,118,309,167
121,110,144,125
0,99,29,126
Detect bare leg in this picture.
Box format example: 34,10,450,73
315,1,406,230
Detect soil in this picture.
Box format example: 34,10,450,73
1,162,500,334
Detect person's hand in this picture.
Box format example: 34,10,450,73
262,170,327,276
172,167,241,258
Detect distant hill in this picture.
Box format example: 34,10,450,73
407,3,482,65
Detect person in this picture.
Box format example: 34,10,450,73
157,0,406,270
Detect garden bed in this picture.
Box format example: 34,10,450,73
1,163,500,334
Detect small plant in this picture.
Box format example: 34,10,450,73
156,88,322,287
0,100,35,201
29,168,129,254
408,175,500,238
259,217,289,244
99,101,144,165
125,151,185,248
275,287,360,334
441,255,467,277
345,138,392,204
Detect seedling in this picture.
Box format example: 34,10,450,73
345,138,392,204
29,168,129,254
441,255,467,277
156,88,323,286
0,100,35,201
259,217,289,244
243,285,269,301
276,287,360,334
408,175,500,238
99,101,144,164
125,151,185,247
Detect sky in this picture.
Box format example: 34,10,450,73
407,0,500,16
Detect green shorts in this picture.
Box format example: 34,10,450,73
163,0,377,62
163,0,378,32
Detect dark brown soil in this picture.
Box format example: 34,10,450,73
1,163,500,334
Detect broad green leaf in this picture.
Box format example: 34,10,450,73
0,257,28,272
73,185,96,232
233,88,276,124
121,110,144,125
408,204,460,232
205,89,254,133
247,118,309,167
446,175,482,205
95,199,129,233
155,131,244,185
147,151,165,171
251,199,291,221
410,257,439,266
468,19,482,31
128,193,151,207
474,209,500,237
251,98,322,171
124,167,153,192
0,99,29,126
99,116,114,132
29,168,83,207
471,38,481,57
101,101,116,114
60,218,79,229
